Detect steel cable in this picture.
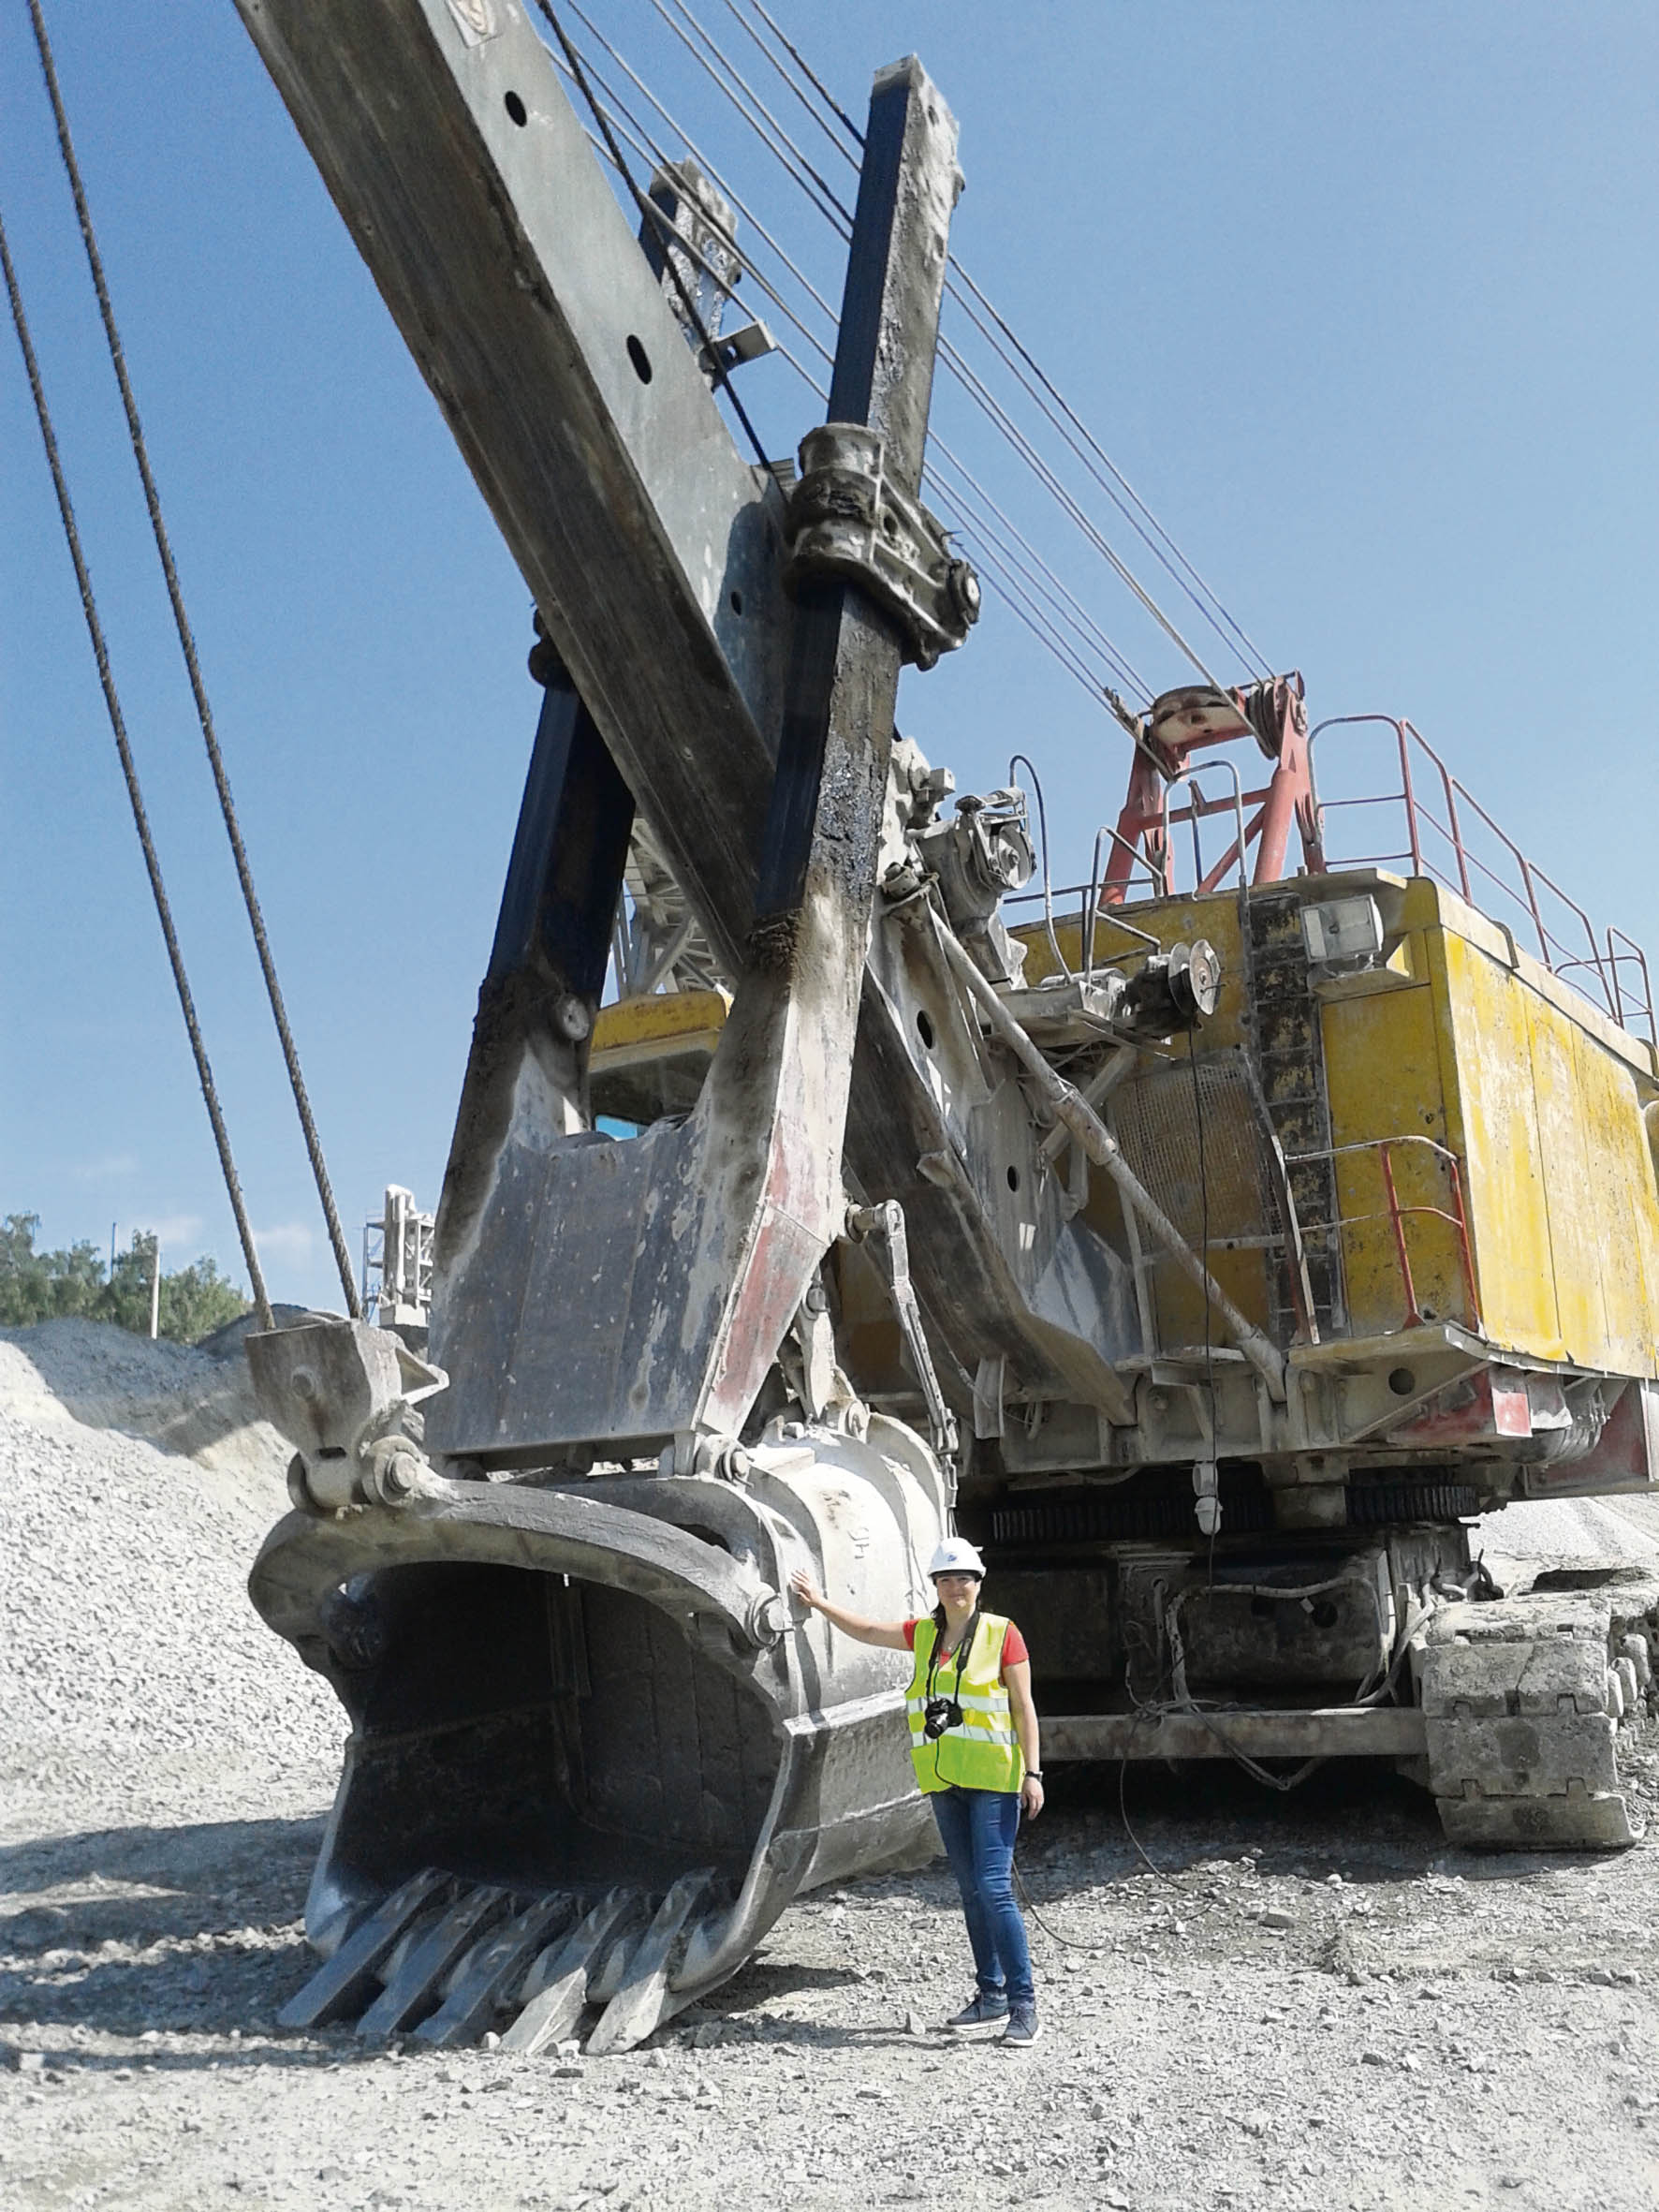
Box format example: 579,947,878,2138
939,332,1222,685
718,1,1274,685
649,0,854,233
26,0,360,1318
944,265,1275,680
556,39,1153,712
561,4,845,332
736,0,865,153
560,14,1193,751
1,210,274,1333
720,0,862,173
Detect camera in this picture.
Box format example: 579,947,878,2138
922,1696,963,1742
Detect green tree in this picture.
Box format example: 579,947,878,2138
154,1255,248,1341
0,1214,248,1343
0,1213,105,1325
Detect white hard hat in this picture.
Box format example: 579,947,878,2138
927,1537,986,1580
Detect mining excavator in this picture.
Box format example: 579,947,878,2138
231,2,1659,2054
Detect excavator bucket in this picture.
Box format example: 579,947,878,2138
249,1328,949,2052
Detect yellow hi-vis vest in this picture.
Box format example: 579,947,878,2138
906,1612,1024,1795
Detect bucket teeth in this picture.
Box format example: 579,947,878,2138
357,1884,510,2042
585,1869,716,2058
277,1867,454,2032
413,1892,577,2049
499,1889,638,2057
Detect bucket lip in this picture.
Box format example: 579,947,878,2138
249,1481,781,1666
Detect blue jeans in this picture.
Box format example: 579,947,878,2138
930,1785,1034,2005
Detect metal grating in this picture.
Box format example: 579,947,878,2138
1111,1048,1290,1250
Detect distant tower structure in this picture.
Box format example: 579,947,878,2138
362,1186,433,1331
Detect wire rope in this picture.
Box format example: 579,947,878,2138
944,266,1274,680
559,7,844,333
2,210,274,1333
737,0,865,152
558,46,837,370
555,43,1154,715
26,0,361,1317
561,56,1128,713
939,332,1222,685
617,0,1232,688
929,472,1149,704
928,433,1152,699
720,0,862,174
649,0,853,232
562,9,1232,754
712,2,1274,685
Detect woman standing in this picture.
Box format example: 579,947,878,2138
790,1536,1043,2046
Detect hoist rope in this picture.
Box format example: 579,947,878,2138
720,0,863,170
943,259,1274,681
737,0,865,154
650,0,853,236
26,0,362,1320
725,0,1270,680
1,210,274,1334
558,39,1152,706
938,332,1222,686
564,0,843,330
637,0,1275,692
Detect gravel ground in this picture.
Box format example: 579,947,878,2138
4,1320,1659,2211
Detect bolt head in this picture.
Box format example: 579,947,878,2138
552,994,592,1042
947,559,982,625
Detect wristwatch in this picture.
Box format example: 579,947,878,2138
1025,1769,1044,1781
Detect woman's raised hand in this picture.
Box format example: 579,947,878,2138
789,1569,824,1610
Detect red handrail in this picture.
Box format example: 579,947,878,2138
1288,1134,1482,1336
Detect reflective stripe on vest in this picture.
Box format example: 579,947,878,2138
906,1612,1024,1795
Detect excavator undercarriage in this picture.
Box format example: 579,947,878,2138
231,1,1659,2051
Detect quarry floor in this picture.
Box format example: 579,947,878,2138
4,1320,1658,2212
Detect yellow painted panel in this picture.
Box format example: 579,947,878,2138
1524,990,1608,1365
1145,1246,1271,1350
1435,929,1561,1358
1322,972,1468,1337
1564,1016,1659,1375
592,986,730,1065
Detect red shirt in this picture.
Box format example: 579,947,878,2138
903,1616,1028,1677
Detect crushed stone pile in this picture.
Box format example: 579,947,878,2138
0,1320,343,1844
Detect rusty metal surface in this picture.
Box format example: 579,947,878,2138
430,53,962,1459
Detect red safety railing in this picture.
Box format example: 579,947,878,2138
1288,1134,1481,1336
1307,715,1655,1042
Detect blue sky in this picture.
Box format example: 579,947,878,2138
4,2,1655,1313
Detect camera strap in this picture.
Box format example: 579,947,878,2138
925,1604,980,1702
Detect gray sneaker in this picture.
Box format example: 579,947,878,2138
1001,2000,1041,2047
946,1991,1009,2037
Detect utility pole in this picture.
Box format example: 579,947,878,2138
149,1237,161,1340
